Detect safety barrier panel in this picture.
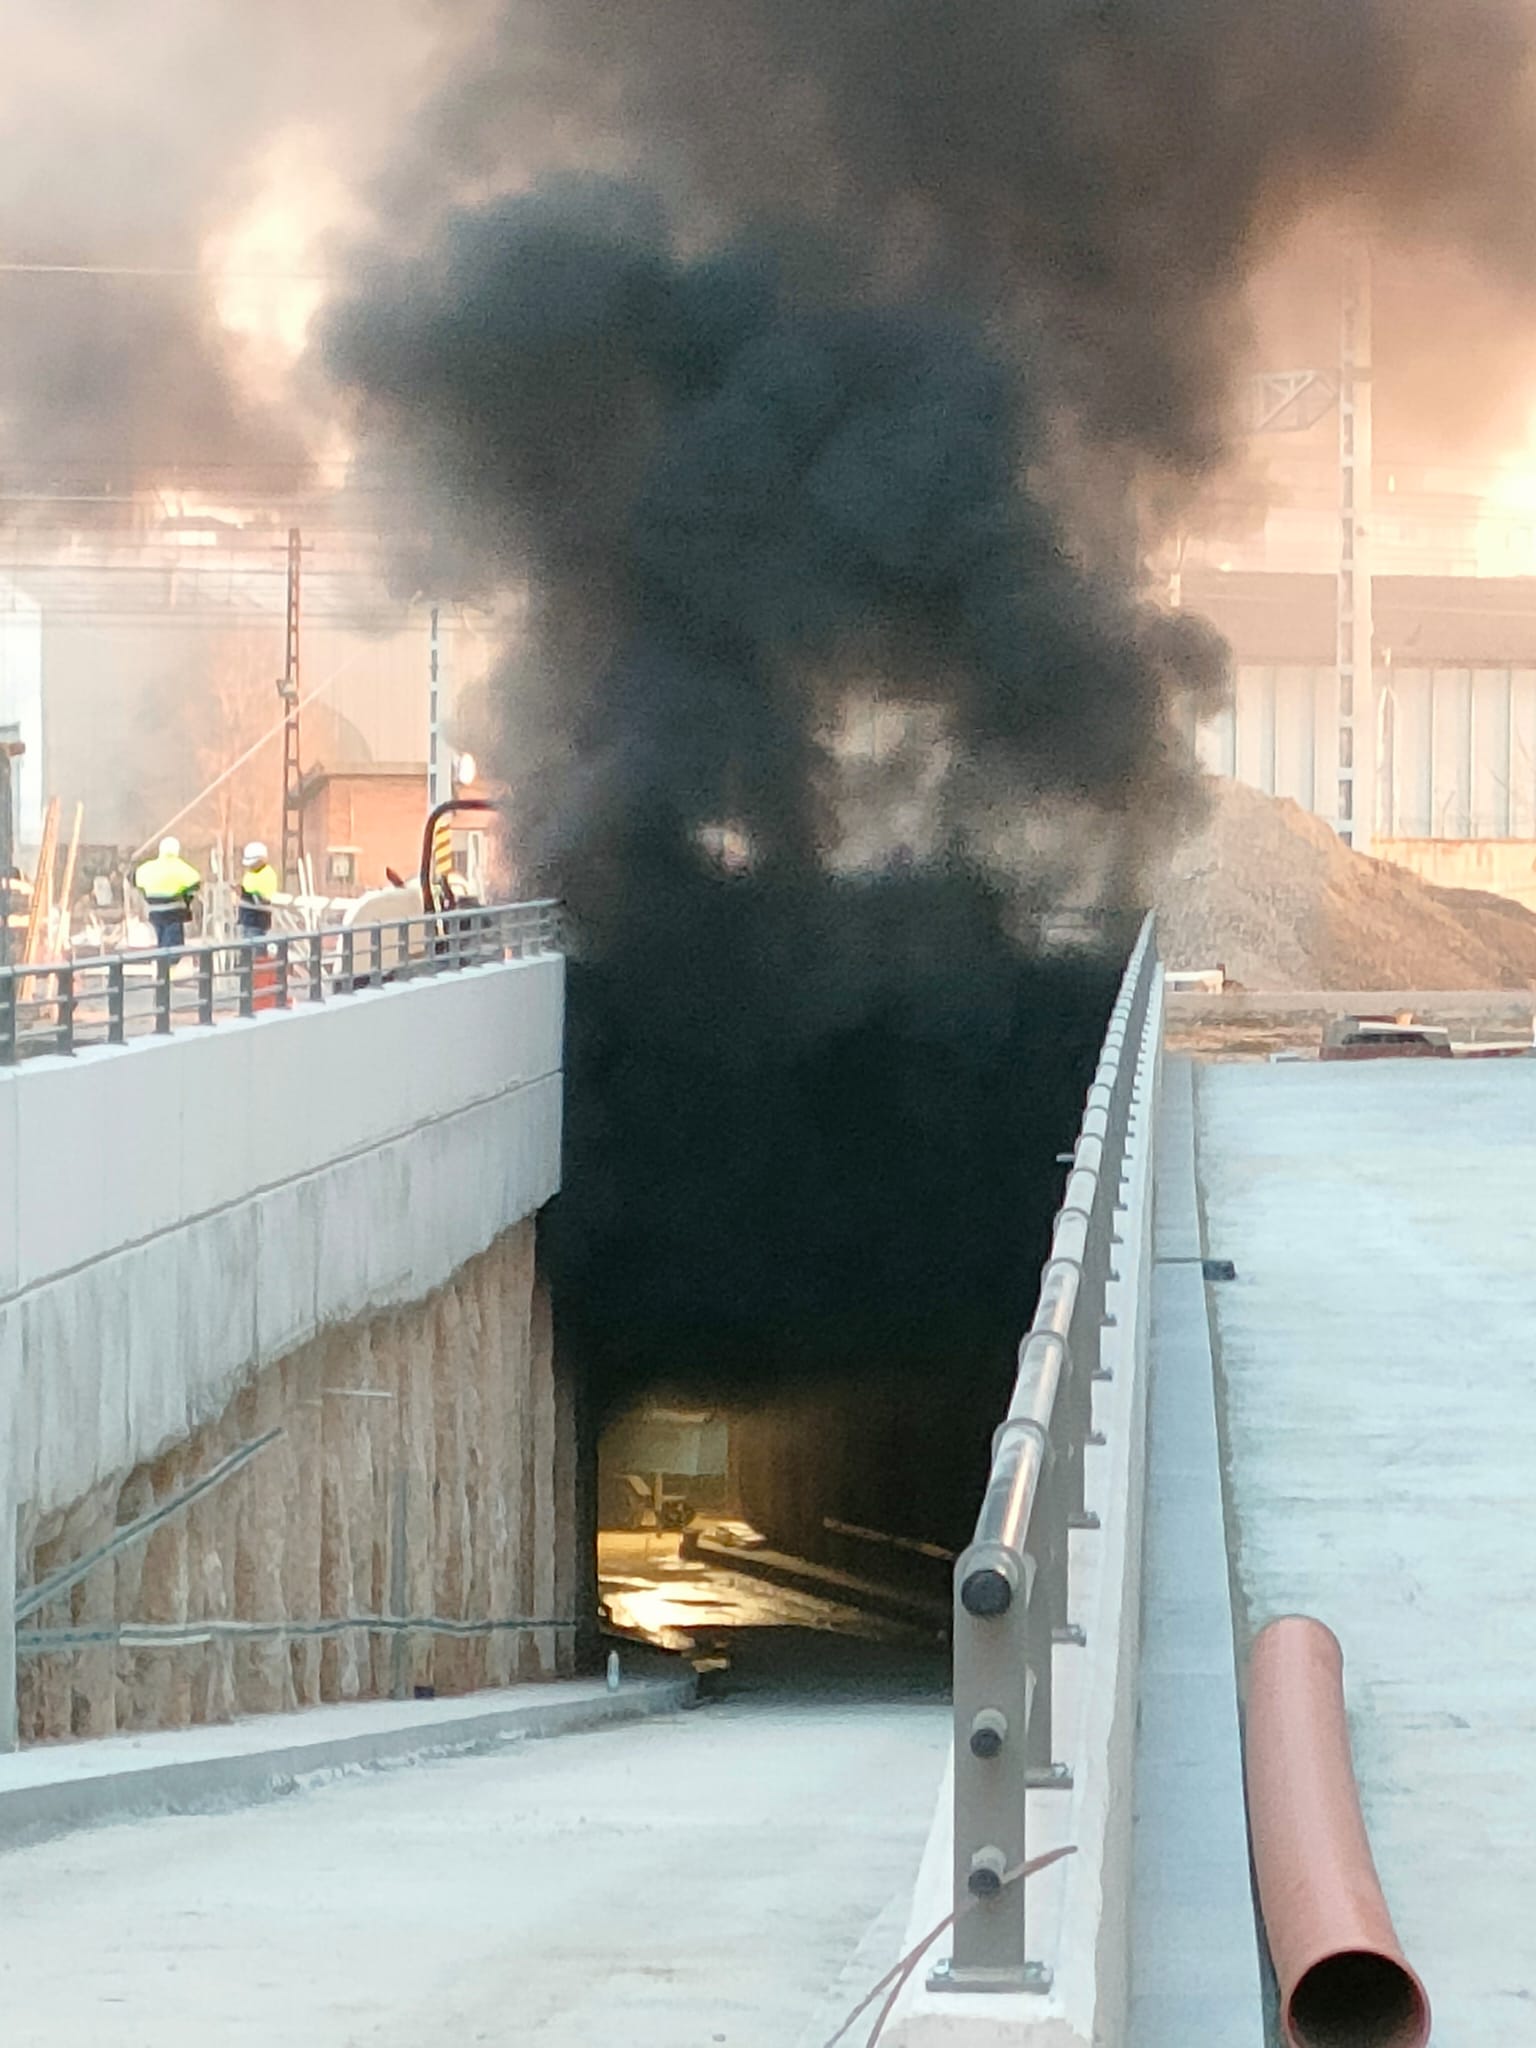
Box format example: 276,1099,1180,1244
0,900,562,1065
930,916,1159,1995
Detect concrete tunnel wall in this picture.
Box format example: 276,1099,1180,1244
0,957,567,1738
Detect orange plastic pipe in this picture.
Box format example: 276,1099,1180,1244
1245,1617,1431,2048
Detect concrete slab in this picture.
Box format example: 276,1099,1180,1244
0,1647,948,2048
1128,1058,1265,2048
1198,1058,1536,2035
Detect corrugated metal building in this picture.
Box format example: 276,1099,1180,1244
1188,568,1536,906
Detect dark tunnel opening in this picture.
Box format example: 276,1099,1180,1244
541,865,1127,1660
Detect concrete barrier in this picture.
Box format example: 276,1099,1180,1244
0,955,563,1523
884,972,1163,2045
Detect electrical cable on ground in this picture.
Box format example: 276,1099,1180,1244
820,1843,1078,2048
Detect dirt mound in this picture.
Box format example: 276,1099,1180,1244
1151,778,1536,989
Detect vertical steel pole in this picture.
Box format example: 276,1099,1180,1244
428,603,443,808
278,527,305,890
1338,242,1375,851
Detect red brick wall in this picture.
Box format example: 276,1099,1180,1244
300,774,427,893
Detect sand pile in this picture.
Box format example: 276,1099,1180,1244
1151,777,1536,989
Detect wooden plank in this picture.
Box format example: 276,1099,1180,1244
20,796,59,971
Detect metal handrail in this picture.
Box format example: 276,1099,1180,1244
932,914,1160,1996
0,899,564,1065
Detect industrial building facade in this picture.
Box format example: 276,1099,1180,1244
1188,568,1536,910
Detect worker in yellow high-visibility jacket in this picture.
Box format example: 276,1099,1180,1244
237,841,279,937
133,837,202,950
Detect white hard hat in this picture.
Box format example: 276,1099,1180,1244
159,836,181,858
243,841,268,866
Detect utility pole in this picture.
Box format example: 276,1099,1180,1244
277,526,304,890
428,602,443,806
1337,243,1375,850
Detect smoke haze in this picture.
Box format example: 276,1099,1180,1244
14,4,1536,1453
0,0,472,483
321,3,1536,1434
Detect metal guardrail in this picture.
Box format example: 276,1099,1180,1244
931,915,1160,1995
0,900,563,1065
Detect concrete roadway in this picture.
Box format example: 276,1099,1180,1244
1197,1058,1536,2041
0,1628,948,2048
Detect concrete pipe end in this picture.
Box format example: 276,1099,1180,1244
1285,1949,1432,2048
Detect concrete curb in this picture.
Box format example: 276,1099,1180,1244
0,1672,696,1853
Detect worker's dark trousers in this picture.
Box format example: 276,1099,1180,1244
236,909,271,938
149,912,189,950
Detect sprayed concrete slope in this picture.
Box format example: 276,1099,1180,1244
1197,1058,1536,2036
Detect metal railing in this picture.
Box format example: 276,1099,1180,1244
931,915,1159,1995
0,900,563,1066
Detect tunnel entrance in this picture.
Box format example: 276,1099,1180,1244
547,882,1130,1678
586,1334,1033,1688
593,1395,956,1704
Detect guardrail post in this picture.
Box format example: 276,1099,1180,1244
275,935,291,1009
0,972,14,1066
197,947,215,1028
55,964,75,1057
338,927,355,996
153,954,172,1036
938,1535,1050,1993
306,932,325,1002
237,943,255,1019
106,958,125,1045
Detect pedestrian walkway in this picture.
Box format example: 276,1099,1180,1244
1197,1057,1536,2038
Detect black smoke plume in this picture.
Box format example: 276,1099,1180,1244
328,182,1210,1423
327,2,1536,1490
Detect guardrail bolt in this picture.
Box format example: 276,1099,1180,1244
969,1707,1009,1759
967,1846,1009,1898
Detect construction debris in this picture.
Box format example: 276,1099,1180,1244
1151,777,1536,990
